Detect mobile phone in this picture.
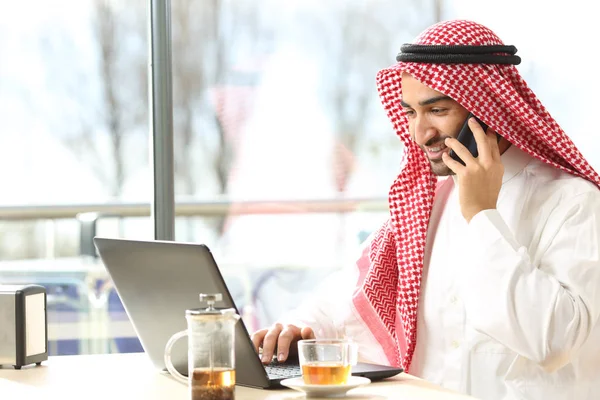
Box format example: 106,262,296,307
448,113,489,166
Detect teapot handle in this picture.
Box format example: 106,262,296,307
164,330,188,384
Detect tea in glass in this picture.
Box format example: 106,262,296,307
301,362,352,385
297,339,358,385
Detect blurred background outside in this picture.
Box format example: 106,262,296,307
0,0,597,356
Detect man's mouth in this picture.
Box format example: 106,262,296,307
425,144,449,160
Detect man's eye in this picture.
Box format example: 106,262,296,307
403,109,415,117
431,108,446,114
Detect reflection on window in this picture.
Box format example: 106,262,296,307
1,0,596,357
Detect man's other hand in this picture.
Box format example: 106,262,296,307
250,324,315,364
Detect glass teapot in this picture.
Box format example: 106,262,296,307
164,293,240,400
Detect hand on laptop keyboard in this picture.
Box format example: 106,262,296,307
251,323,315,364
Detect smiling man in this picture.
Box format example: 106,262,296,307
398,81,512,177
251,20,600,400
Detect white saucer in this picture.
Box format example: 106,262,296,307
280,376,371,398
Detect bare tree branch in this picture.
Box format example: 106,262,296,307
94,0,126,197
41,0,148,200
171,0,267,237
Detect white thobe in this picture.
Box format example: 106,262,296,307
280,145,600,400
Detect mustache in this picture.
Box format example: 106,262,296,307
423,135,453,148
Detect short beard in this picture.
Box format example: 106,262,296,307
419,135,455,176
429,159,455,176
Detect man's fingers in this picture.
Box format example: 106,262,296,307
470,117,492,161
442,152,463,174
445,137,473,166
488,130,502,161
261,323,284,364
253,324,315,364
301,326,315,339
250,329,268,354
276,325,302,362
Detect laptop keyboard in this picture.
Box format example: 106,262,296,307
264,360,302,379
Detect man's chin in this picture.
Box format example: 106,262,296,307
429,160,454,176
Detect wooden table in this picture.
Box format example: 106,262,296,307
0,353,477,399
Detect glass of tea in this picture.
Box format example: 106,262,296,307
297,339,358,385
164,293,240,400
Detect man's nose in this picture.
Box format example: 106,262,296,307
413,116,436,146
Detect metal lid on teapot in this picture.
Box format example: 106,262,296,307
186,293,238,319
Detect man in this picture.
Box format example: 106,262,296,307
251,20,600,399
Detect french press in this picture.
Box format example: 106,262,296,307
164,293,240,400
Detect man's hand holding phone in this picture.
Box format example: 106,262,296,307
251,323,316,364
449,113,489,165
442,117,504,223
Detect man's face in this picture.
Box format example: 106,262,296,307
400,72,470,176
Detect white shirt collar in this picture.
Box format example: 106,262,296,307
499,144,534,184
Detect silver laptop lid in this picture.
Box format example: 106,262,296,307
93,237,271,388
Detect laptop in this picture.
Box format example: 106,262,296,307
93,237,403,388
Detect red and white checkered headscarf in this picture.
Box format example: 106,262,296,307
352,20,600,371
